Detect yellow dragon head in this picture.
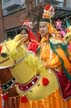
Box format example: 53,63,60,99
0,34,58,100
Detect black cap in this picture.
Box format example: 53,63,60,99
40,18,50,23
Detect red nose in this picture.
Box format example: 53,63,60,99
42,78,49,86
21,96,28,103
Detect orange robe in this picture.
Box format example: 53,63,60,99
19,91,71,108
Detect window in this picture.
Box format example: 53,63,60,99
2,0,26,16
2,0,10,3
6,27,21,39
55,0,64,7
66,0,71,9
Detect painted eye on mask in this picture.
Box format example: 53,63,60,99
1,53,8,57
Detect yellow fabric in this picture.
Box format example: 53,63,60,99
48,23,60,38
40,43,61,68
56,48,71,74
0,34,58,100
16,68,58,100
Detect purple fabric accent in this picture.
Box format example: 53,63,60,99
56,71,71,100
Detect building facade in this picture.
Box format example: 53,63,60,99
0,1,5,42
0,0,42,41
0,0,71,42
0,0,28,40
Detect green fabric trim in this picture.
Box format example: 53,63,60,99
49,41,71,81
59,43,68,56
37,46,41,54
50,42,68,56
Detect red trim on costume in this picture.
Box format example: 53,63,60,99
0,45,2,53
18,74,40,91
55,71,71,100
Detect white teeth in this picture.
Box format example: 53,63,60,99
32,81,35,85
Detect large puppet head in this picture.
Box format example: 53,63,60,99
0,34,58,100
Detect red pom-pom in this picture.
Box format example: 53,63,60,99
42,78,49,86
28,41,38,53
21,96,28,103
44,4,51,10
0,45,2,53
3,94,8,101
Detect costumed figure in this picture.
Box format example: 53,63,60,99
55,19,65,38
64,19,71,61
38,3,71,108
20,26,39,54
17,22,39,107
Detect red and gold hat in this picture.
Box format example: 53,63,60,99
40,4,60,38
22,19,33,29
42,4,55,19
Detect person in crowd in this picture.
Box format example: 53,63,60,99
38,3,71,108
18,4,71,108
55,19,65,38
20,26,39,54
19,21,39,108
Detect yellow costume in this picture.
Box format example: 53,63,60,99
37,3,71,108
0,34,58,100
19,4,71,108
